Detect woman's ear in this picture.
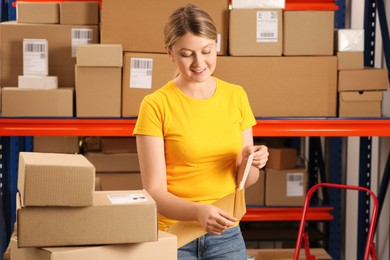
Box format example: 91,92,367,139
165,46,175,62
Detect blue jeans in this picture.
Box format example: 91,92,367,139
177,225,247,260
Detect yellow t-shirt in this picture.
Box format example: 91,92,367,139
133,77,256,230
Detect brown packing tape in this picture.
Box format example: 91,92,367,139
167,189,246,248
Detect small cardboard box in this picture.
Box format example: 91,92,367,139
266,147,297,170
96,172,143,191
339,91,383,117
85,152,140,172
18,152,95,207
101,137,137,154
11,231,177,260
283,11,334,56
338,68,389,91
337,51,364,70
265,168,307,206
245,170,265,206
75,66,122,117
18,75,58,90
17,190,158,247
229,9,283,56
33,136,80,154
17,2,59,24
246,248,332,260
60,1,100,25
77,44,123,67
2,87,74,117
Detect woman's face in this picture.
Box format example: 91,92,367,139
168,32,217,84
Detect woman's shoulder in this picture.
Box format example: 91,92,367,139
143,81,174,102
215,77,246,94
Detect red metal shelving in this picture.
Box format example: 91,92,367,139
243,207,334,222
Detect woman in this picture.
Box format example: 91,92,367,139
133,4,269,259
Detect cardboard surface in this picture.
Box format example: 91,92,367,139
213,56,337,117
101,137,137,153
245,170,265,206
33,136,80,154
11,231,177,260
96,172,143,191
60,1,99,25
76,66,122,117
85,152,140,172
17,190,158,247
0,21,99,87
267,147,297,170
246,248,332,260
17,2,59,24
2,87,74,117
283,11,334,56
18,152,95,207
338,68,389,91
101,0,229,55
18,75,58,90
77,44,123,67
337,51,364,70
229,9,282,56
339,91,383,117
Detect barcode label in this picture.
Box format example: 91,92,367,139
287,173,304,197
129,58,153,89
107,193,148,204
256,11,278,43
23,39,48,75
25,43,46,53
71,28,93,57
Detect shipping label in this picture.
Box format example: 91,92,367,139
256,11,278,43
129,58,153,89
71,28,93,57
107,193,148,204
286,173,304,197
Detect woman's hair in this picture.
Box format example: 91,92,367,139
164,4,217,49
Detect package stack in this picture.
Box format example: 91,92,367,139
12,151,177,259
336,29,389,117
264,147,307,206
84,136,143,191
0,1,99,116
33,136,80,154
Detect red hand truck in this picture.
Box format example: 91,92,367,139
294,183,379,260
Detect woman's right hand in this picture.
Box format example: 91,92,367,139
196,204,238,235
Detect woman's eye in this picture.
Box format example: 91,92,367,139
180,53,192,57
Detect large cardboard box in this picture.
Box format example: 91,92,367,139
17,190,158,247
337,51,364,70
16,2,59,24
265,168,307,206
229,9,283,56
122,52,177,117
85,152,140,172
33,136,80,154
11,231,177,260
0,21,99,87
246,248,332,260
18,152,95,207
1,87,74,117
339,91,383,117
75,67,122,117
283,11,334,56
245,170,265,206
338,68,389,91
267,147,297,170
101,137,137,153
213,56,337,117
96,172,143,191
101,0,229,55
60,1,100,25
77,44,123,67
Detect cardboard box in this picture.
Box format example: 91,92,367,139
265,168,307,206
213,56,337,117
17,190,158,247
246,248,332,260
229,9,283,56
60,1,100,25
85,152,140,172
283,11,334,56
101,137,137,153
23,39,49,76
17,2,59,24
18,75,58,90
100,0,229,55
75,67,122,117
335,29,364,52
11,231,177,260
77,44,123,67
96,172,143,191
122,52,177,117
245,170,265,206
267,147,297,170
338,68,389,91
2,87,74,117
339,91,383,117
337,51,364,70
0,21,99,87
33,136,80,154
18,152,95,207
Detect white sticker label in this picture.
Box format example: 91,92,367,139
256,11,278,43
107,193,148,204
286,173,304,197
71,28,93,57
216,34,221,53
129,58,153,89
23,41,47,75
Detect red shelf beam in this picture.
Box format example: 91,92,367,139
242,207,334,222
